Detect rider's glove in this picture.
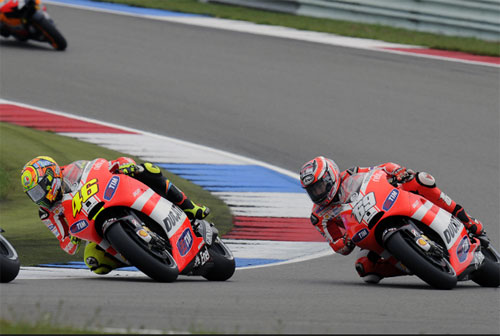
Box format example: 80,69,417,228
343,233,355,250
69,235,82,253
70,235,81,245
391,167,416,184
116,163,143,177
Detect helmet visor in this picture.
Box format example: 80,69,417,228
305,177,333,204
25,175,53,207
26,183,47,205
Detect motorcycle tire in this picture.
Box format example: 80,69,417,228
32,16,67,50
202,238,235,281
385,230,457,290
471,246,500,287
106,222,179,282
0,233,20,283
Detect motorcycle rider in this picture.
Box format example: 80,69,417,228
20,156,210,275
300,156,485,284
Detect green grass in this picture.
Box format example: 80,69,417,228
0,122,233,266
0,319,103,334
94,0,500,56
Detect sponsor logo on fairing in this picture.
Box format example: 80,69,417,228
444,218,461,244
382,189,399,211
177,228,193,256
104,176,120,201
70,219,89,234
352,228,369,243
163,206,184,232
456,236,470,263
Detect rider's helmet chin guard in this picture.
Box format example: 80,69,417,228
21,156,62,209
300,156,341,206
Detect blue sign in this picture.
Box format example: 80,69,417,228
70,220,89,234
456,236,470,263
352,228,369,243
104,176,120,201
382,189,399,211
176,228,193,257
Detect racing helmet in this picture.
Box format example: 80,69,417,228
21,156,63,208
300,156,341,206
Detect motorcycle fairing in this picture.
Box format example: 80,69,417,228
62,158,205,272
340,168,482,277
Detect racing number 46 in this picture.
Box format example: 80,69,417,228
72,178,99,217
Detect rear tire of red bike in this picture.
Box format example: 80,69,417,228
385,231,457,290
106,223,179,282
471,247,500,287
32,17,67,50
202,239,235,281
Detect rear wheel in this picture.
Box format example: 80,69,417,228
202,238,235,281
385,230,457,289
106,222,179,282
471,245,500,287
32,16,67,50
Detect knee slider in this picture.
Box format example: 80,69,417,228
416,172,436,188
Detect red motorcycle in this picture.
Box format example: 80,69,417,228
0,0,67,50
61,159,235,282
339,168,500,289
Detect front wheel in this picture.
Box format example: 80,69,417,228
32,16,67,50
202,238,236,281
0,233,20,283
106,222,179,282
385,230,457,289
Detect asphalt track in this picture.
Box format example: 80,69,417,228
1,3,499,334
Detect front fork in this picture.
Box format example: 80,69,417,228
382,220,455,276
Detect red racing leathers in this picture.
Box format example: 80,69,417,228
37,158,135,257
309,162,481,280
37,157,205,259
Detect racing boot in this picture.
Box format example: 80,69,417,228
355,250,407,284
453,205,484,236
166,183,210,220
179,199,210,220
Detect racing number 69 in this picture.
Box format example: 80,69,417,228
352,192,377,223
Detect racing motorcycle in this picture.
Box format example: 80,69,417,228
0,228,21,283
61,159,235,282
339,168,500,289
0,0,67,50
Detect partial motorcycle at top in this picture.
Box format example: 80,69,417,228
338,168,499,289
0,0,67,50
61,159,235,282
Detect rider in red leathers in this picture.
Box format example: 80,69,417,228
299,156,485,284
21,156,210,274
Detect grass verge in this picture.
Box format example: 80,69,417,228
0,318,103,334
94,0,500,56
0,122,233,266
